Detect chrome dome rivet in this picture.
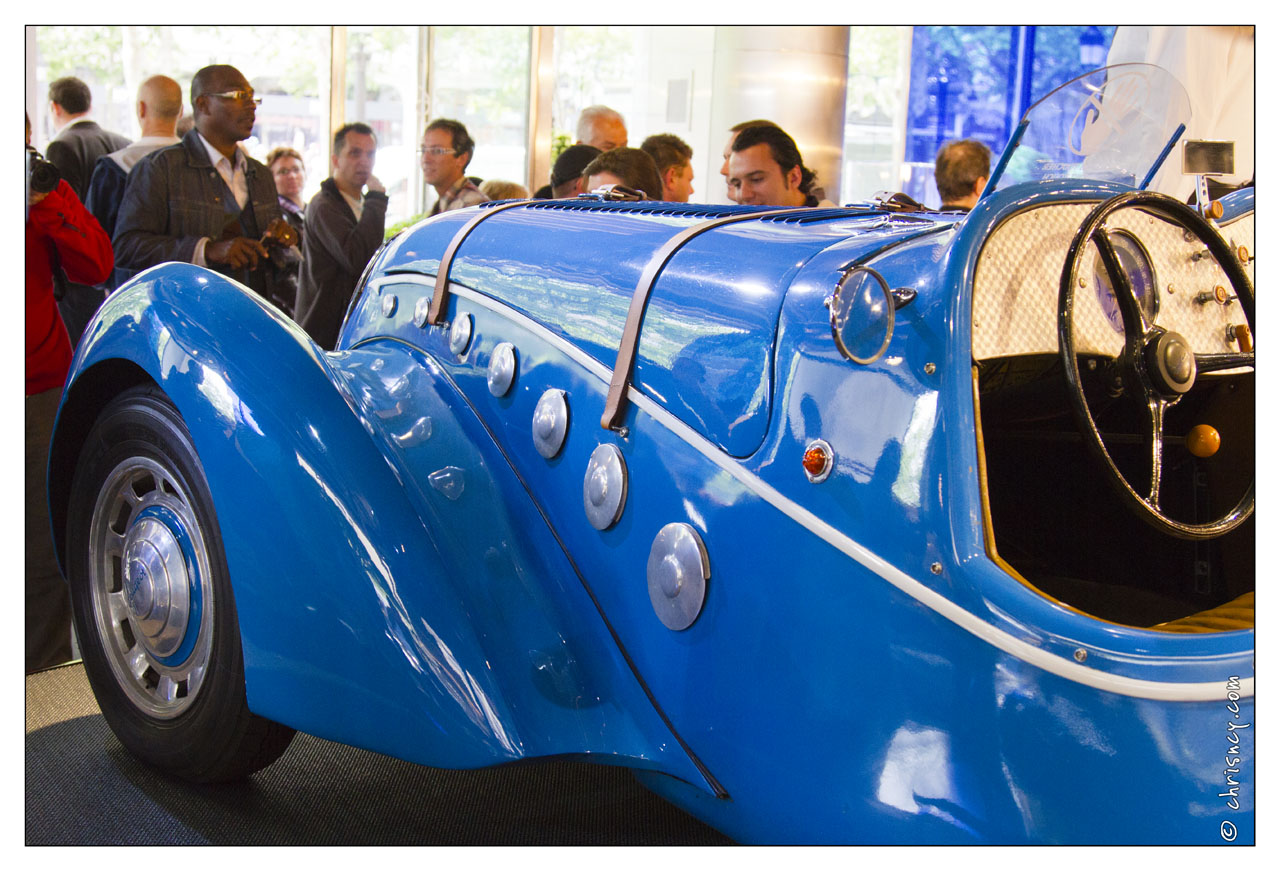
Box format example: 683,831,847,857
1074,648,1088,663
930,562,943,575
413,296,431,328
647,522,709,631
488,342,516,396
924,362,937,375
450,313,473,355
583,444,627,530
533,389,569,459
382,293,398,317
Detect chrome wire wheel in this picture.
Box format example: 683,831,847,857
87,455,214,719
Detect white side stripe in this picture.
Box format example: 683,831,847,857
371,276,1254,702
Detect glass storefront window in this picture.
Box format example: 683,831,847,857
428,26,532,198
32,25,330,198
552,26,646,154
901,25,1116,206
344,26,423,227
841,26,912,204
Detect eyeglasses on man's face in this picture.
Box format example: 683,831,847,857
206,89,263,106
419,146,459,157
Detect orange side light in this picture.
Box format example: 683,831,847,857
803,444,831,478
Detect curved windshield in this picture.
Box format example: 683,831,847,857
986,63,1191,194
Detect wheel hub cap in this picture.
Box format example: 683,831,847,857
122,515,191,658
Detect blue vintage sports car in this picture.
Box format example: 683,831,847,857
48,65,1253,844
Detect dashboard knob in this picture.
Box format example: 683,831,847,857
1229,324,1253,352
1186,425,1221,458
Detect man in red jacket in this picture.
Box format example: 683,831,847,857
26,114,114,671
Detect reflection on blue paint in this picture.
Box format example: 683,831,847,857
877,725,956,816
892,391,938,507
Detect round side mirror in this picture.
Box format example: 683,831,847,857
830,266,894,364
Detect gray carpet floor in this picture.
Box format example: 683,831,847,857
25,661,733,845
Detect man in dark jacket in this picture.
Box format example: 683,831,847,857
113,64,298,314
45,75,132,345
295,122,387,349
46,76,131,200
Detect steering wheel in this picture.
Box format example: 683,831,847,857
1058,191,1254,540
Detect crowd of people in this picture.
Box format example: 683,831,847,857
25,62,989,673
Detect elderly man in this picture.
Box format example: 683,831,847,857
640,133,695,202
934,139,991,212
422,118,488,215
576,105,628,151
113,64,298,314
85,75,184,242
296,123,387,349
582,147,664,201
727,125,835,208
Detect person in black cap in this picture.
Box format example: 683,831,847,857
533,144,602,199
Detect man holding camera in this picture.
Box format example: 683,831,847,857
26,113,114,672
113,64,298,314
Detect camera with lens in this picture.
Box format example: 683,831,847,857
27,146,61,196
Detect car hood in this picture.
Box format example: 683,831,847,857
366,201,951,456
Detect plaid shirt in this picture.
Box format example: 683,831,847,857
429,175,489,215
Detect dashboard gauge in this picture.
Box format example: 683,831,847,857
1093,230,1157,333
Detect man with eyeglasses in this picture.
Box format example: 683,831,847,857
114,64,298,315
421,119,488,215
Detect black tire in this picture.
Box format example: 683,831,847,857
66,384,294,782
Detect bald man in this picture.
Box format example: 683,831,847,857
576,105,628,151
86,75,184,240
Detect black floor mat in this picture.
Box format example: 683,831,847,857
26,662,733,845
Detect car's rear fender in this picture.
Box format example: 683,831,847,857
49,265,702,782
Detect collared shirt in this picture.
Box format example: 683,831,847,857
429,175,489,216
193,132,250,267
279,195,305,220
197,132,250,209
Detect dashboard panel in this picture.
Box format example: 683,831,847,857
972,202,1253,361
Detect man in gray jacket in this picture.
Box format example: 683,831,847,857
295,122,387,349
113,64,297,314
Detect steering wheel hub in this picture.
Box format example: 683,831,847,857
1146,330,1197,395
